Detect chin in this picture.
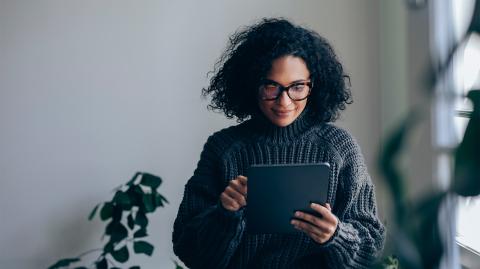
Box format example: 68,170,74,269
270,117,295,127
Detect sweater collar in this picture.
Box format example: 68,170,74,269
249,108,318,143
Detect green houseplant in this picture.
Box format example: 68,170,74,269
377,91,480,269
47,172,183,269
376,1,480,268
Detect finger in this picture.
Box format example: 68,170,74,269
225,186,246,206
291,219,323,238
326,203,332,211
292,220,331,244
237,175,248,186
305,230,329,244
294,211,332,234
220,192,240,211
307,204,339,235
224,186,246,206
230,179,247,196
311,203,337,223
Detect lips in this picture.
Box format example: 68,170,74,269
273,109,294,117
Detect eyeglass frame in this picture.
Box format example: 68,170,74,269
258,78,313,101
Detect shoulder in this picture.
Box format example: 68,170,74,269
202,122,251,156
312,124,372,192
310,123,365,165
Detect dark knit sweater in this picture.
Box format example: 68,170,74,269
172,111,385,269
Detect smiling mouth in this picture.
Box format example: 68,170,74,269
273,109,294,116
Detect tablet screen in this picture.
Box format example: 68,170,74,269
246,163,330,234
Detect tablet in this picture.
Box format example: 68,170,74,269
246,163,330,234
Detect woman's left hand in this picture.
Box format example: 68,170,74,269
291,203,338,244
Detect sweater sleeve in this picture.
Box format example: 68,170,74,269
314,137,386,268
172,134,246,269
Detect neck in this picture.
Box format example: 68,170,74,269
249,108,318,143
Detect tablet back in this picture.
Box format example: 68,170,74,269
246,163,330,234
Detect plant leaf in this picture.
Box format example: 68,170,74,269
133,240,154,256
378,111,419,225
414,192,446,268
110,222,129,243
48,258,80,269
453,90,480,196
103,241,114,254
113,191,132,209
127,213,135,230
467,0,480,34
111,245,129,263
127,185,144,207
88,204,100,221
154,192,169,207
127,172,141,186
143,194,155,213
100,202,113,221
134,228,148,238
139,173,162,189
111,205,123,222
96,258,107,269
106,221,128,243
135,210,148,228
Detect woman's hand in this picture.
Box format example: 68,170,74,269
291,203,338,244
220,175,248,212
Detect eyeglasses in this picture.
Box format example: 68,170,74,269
258,79,313,101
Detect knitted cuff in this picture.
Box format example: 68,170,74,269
312,220,360,252
216,200,246,219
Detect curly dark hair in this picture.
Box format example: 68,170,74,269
202,17,352,122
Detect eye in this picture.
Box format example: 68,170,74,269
290,83,306,91
262,84,279,92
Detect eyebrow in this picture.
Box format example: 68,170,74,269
263,78,310,86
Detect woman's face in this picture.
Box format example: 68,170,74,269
258,55,310,127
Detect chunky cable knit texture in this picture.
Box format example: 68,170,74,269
172,111,385,269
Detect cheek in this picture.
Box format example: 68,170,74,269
258,100,271,112
295,101,307,112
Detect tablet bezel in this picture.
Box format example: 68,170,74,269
246,163,331,234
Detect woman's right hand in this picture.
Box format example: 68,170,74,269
220,175,248,212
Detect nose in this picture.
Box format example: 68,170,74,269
276,91,292,106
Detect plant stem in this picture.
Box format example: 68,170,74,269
107,257,118,268
77,248,103,258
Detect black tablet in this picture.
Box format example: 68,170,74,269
246,163,330,234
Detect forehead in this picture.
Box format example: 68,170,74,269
266,56,310,84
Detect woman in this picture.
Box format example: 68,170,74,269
172,18,385,268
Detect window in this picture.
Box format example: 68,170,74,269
430,0,480,268
450,0,480,266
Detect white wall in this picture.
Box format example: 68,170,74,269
0,1,382,268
